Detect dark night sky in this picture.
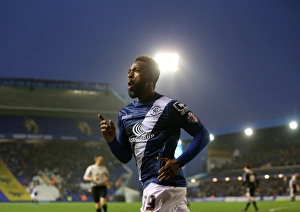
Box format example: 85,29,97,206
0,0,299,136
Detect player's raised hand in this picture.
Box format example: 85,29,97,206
98,114,116,142
157,157,181,181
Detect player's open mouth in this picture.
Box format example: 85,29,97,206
128,81,133,90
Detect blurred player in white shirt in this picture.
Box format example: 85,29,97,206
84,155,109,212
29,184,38,207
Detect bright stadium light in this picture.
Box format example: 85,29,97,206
289,121,298,129
245,128,253,136
154,53,179,72
264,175,270,179
191,179,196,183
225,177,230,182
210,134,214,141
278,174,283,178
237,176,243,181
212,178,218,182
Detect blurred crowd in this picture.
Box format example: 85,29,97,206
211,145,300,173
1,139,299,200
0,141,122,200
188,176,291,198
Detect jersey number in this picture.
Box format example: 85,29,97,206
146,195,156,210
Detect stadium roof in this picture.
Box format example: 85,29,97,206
0,78,128,120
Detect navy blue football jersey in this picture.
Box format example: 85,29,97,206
108,92,209,189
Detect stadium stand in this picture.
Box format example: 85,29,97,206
0,78,132,201
185,124,300,200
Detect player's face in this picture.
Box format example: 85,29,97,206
127,61,150,99
95,156,103,166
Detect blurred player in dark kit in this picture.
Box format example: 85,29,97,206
289,174,299,202
242,165,259,212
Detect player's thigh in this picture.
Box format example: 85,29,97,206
92,187,101,203
141,183,189,212
99,186,107,198
175,198,190,212
249,187,255,197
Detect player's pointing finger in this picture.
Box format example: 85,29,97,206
98,114,105,121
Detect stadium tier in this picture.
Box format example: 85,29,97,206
0,78,126,119
0,78,128,142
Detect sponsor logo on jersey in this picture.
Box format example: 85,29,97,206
129,122,154,143
132,122,144,136
186,112,198,123
173,101,189,115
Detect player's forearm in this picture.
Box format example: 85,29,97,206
107,138,132,163
83,176,92,181
177,127,209,167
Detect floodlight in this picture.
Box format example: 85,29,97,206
289,121,298,129
225,177,230,182
264,175,270,179
191,179,196,183
237,176,243,181
210,134,214,141
154,53,178,72
245,128,253,136
212,178,218,182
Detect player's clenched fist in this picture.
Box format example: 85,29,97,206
98,114,116,142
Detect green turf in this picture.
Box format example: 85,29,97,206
0,201,299,212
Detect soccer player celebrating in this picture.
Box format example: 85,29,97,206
83,155,109,212
241,165,259,212
98,55,210,212
289,174,299,202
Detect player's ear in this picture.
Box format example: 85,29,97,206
146,75,155,86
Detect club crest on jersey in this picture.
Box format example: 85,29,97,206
186,112,198,123
173,101,189,115
149,105,163,117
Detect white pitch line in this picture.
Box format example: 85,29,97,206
269,206,293,212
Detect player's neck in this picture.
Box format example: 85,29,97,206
138,91,156,103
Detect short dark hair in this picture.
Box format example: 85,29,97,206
135,55,160,84
244,165,251,169
94,155,102,159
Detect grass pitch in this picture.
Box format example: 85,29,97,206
0,201,299,212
